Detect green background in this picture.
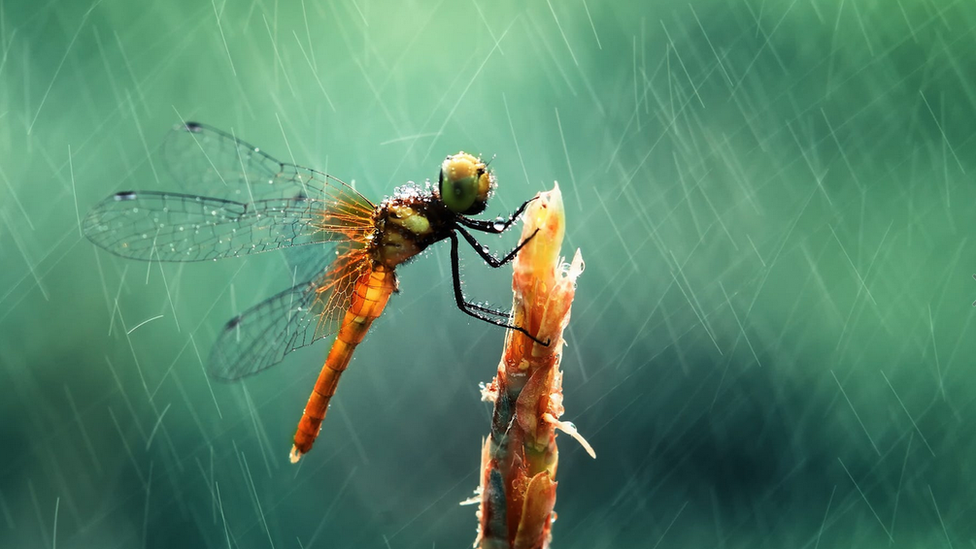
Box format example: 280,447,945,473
2,1,975,547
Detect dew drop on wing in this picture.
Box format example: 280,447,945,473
114,191,137,201
184,121,203,133
493,217,506,231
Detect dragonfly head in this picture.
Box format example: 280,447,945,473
438,152,494,215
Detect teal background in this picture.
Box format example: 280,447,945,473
2,1,976,547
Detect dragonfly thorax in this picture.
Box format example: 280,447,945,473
371,192,455,269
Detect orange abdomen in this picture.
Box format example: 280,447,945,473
290,267,397,462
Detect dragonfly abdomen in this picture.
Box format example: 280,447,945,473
290,267,397,462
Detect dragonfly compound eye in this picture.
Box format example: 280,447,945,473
439,152,493,215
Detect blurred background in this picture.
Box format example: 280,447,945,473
2,0,975,547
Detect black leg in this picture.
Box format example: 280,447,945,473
457,225,539,268
449,233,550,346
458,197,535,234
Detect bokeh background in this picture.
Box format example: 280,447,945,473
2,0,975,547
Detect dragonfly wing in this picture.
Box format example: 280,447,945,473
83,192,334,262
208,245,370,380
164,121,375,210
86,122,377,262
164,122,284,200
283,241,335,287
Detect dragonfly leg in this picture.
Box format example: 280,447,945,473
457,197,536,234
449,233,550,347
456,225,539,269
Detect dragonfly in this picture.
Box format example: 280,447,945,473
84,122,545,462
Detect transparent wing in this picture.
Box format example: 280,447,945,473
83,192,342,262
163,121,373,206
283,240,335,286
83,120,378,262
208,246,371,380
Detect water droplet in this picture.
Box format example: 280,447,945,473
493,217,506,231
